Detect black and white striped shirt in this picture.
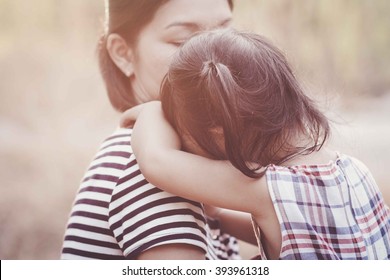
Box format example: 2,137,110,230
61,128,240,259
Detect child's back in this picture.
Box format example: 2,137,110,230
253,153,390,259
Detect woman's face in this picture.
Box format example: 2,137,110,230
129,0,233,103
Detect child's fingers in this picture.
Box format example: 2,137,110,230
120,103,146,128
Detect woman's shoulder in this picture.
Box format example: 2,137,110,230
106,127,204,217
83,127,133,175
109,150,203,214
100,127,133,150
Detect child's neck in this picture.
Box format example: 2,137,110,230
281,146,337,167
277,133,337,167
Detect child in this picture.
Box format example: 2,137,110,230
123,29,390,259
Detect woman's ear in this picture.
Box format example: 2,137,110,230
106,33,134,77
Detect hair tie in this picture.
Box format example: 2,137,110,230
206,60,216,70
200,60,219,79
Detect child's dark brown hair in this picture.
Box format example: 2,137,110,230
161,29,330,178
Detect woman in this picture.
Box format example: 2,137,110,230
61,0,255,260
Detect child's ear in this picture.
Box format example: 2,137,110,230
209,126,226,153
209,127,224,137
106,33,134,77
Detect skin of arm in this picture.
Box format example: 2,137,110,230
130,101,264,217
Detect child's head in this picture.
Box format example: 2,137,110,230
161,29,330,178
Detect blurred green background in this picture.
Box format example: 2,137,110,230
0,0,389,259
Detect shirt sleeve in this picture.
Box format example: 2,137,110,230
108,153,208,259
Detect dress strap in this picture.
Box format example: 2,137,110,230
251,216,268,260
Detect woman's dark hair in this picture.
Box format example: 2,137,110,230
98,0,234,112
161,29,330,178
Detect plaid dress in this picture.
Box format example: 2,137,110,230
255,153,390,260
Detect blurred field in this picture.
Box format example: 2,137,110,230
0,0,389,259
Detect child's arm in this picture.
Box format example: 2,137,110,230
131,101,264,215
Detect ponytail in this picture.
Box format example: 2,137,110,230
199,60,262,178
199,61,238,132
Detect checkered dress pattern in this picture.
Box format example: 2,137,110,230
260,154,390,260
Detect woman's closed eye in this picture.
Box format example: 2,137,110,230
169,40,186,47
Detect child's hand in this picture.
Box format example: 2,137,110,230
120,103,149,128
131,101,181,162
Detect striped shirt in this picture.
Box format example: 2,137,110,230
61,128,240,260
254,153,390,260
